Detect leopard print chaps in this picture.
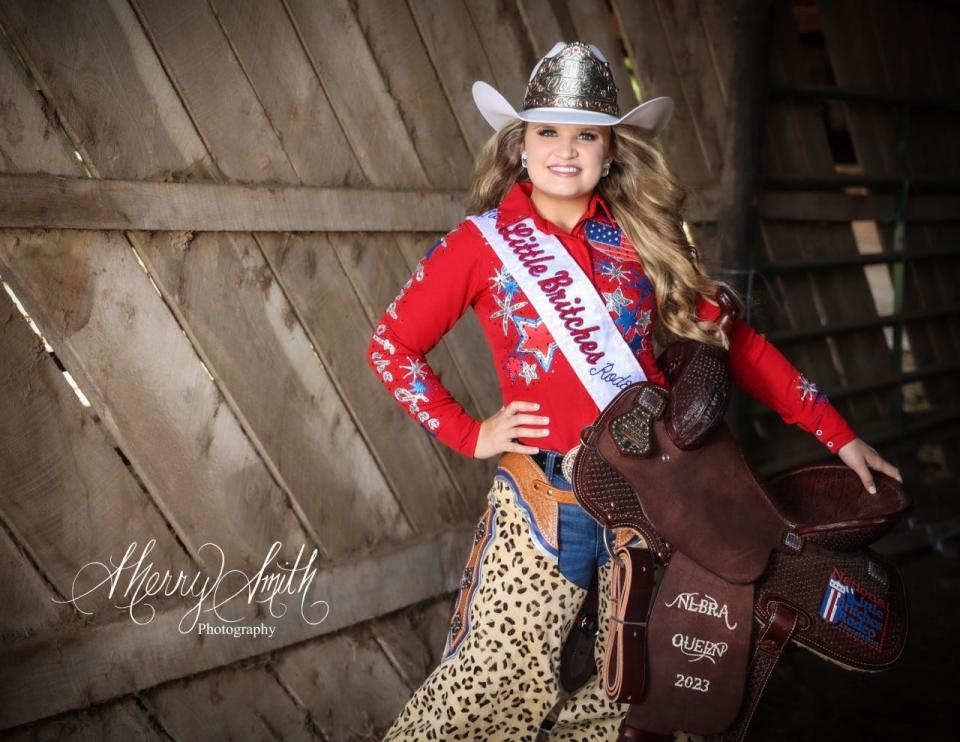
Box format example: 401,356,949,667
381,468,628,741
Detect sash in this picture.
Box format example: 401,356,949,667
468,211,646,409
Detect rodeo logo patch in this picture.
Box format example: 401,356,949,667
819,567,889,650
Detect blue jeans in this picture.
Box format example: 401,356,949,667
539,450,616,590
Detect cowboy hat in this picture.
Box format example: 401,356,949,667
472,41,674,135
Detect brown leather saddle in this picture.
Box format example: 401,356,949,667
569,308,910,740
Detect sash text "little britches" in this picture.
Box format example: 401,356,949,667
501,222,605,365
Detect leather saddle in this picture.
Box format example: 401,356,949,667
569,301,910,741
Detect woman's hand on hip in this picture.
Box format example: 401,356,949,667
473,400,550,459
837,437,902,493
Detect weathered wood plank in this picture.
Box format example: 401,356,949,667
649,0,726,178
0,230,317,574
0,35,83,177
274,628,411,739
2,698,166,742
0,517,72,645
146,664,315,742
371,595,455,690
209,0,366,187
131,0,298,185
0,0,215,181
352,0,475,185
466,0,539,110
0,174,467,231
0,526,470,729
284,0,430,187
129,229,411,554
760,192,960,223
256,230,469,530
612,0,714,189
516,0,568,56
407,0,500,155
0,292,194,623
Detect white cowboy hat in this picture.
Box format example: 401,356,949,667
472,41,674,135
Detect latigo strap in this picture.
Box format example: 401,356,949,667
604,545,656,703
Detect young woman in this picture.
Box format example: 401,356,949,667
368,42,900,741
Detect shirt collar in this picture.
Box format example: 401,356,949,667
496,181,616,235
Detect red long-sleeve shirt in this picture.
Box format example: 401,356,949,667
367,182,857,458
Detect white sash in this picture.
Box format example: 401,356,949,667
468,211,646,409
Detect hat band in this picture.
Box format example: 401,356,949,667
523,92,619,117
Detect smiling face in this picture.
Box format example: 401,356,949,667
522,122,611,205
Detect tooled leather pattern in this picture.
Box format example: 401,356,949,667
663,340,731,450
571,435,670,561
755,546,908,669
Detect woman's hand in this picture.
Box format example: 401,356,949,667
474,400,550,459
837,438,902,493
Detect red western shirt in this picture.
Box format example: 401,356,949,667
367,182,857,458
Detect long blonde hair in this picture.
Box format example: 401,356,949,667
467,120,740,348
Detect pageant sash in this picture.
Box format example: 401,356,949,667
468,211,646,409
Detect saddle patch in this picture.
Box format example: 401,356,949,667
819,566,889,651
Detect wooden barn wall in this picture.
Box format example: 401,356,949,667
816,0,960,470
2,0,953,738
747,0,960,472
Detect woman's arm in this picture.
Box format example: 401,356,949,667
366,223,549,458
696,296,901,490
366,225,485,456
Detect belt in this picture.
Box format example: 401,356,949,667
531,446,583,486
530,450,559,478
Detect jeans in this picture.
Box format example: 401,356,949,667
539,449,616,590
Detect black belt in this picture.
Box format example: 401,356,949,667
531,450,551,472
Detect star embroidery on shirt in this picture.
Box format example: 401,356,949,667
616,307,653,351
636,308,652,334
513,316,558,371
490,293,528,336
410,379,427,395
519,362,539,385
400,357,428,383
796,374,825,404
603,287,630,314
598,260,629,284
489,267,518,297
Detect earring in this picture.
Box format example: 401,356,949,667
520,151,528,169
602,161,611,177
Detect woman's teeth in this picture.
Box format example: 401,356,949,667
548,165,580,175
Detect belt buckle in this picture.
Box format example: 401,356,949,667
560,444,580,484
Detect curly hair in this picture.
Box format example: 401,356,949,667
466,120,741,348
